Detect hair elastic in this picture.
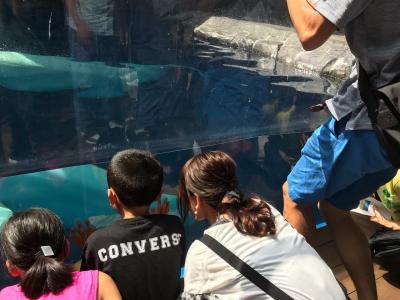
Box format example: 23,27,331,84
226,190,241,202
41,246,54,257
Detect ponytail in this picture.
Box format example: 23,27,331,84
0,208,74,299
21,256,73,299
219,192,276,237
179,151,277,237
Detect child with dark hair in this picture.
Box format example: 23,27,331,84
80,149,184,300
0,208,121,300
178,151,345,299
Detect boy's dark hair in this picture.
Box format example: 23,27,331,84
0,208,73,299
107,149,164,207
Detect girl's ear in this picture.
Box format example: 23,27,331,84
194,194,208,215
192,194,209,221
194,194,202,211
5,260,23,278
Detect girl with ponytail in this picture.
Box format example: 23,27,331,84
178,151,346,300
0,208,121,300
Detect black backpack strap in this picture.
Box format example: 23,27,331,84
359,62,400,123
199,234,294,300
358,62,400,166
358,62,379,123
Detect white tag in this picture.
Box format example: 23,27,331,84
41,246,55,257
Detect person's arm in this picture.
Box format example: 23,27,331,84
64,0,83,28
10,0,18,16
370,205,400,231
114,0,129,47
286,0,336,50
97,271,122,300
64,0,91,44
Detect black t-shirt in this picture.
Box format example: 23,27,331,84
81,215,185,300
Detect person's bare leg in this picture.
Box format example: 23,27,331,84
282,181,317,242
319,200,377,300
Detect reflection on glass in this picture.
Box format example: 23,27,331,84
0,0,333,176
0,0,341,286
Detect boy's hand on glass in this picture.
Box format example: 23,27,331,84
151,197,170,215
70,220,96,249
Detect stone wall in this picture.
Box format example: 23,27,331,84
192,16,353,84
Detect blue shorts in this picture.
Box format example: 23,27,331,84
288,117,396,210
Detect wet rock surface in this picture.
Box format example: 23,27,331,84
193,16,353,84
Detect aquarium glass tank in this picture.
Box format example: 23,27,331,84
0,0,348,286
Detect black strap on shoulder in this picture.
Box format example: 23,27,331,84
199,234,294,300
358,60,400,166
357,62,400,122
358,63,379,123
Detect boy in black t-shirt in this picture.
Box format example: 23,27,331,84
80,149,184,300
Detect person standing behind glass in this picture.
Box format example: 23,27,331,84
65,0,127,146
65,0,120,63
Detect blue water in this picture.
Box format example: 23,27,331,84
0,162,324,285
0,163,207,285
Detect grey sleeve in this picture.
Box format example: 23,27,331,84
307,0,374,28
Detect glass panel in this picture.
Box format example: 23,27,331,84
0,0,343,286
0,0,334,176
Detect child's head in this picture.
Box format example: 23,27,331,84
107,149,164,209
0,208,72,299
178,151,276,237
